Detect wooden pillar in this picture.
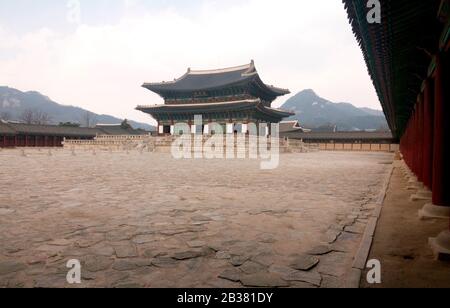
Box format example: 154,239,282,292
410,111,417,173
417,94,424,182
400,128,404,161
410,112,414,172
406,118,411,168
410,115,414,169
414,110,418,173
423,79,434,190
415,107,420,176
405,119,410,168
432,53,450,207
405,119,410,167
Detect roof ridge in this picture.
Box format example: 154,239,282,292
188,61,254,75
143,61,255,86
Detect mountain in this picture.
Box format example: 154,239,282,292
281,89,389,131
0,86,154,131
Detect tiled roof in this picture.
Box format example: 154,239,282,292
5,123,100,137
137,99,294,118
0,122,150,137
142,61,290,97
279,121,305,133
0,121,16,135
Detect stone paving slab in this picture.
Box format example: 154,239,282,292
0,149,393,288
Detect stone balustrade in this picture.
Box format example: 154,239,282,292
318,143,399,152
95,135,152,141
63,135,397,153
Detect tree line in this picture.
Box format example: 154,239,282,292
0,109,98,127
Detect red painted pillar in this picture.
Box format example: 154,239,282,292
416,106,420,177
423,79,434,190
403,116,410,164
408,114,412,170
417,95,424,182
405,120,409,166
407,125,410,166
402,121,408,167
408,118,412,168
415,105,422,178
411,110,417,174
408,117,412,168
411,113,415,170
432,53,450,207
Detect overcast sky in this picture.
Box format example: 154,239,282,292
0,0,381,125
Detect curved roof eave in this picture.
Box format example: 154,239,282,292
142,61,290,98
142,76,256,95
136,99,261,114
257,105,295,118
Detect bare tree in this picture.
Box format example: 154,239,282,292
34,110,52,125
19,109,52,125
20,109,35,124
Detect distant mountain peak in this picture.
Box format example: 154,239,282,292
301,88,315,93
25,90,44,96
295,88,318,97
0,86,154,131
281,89,388,132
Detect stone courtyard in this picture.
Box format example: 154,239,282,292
0,149,393,288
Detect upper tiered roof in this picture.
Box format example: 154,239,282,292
142,61,290,100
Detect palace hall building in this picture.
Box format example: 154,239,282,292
136,61,294,135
